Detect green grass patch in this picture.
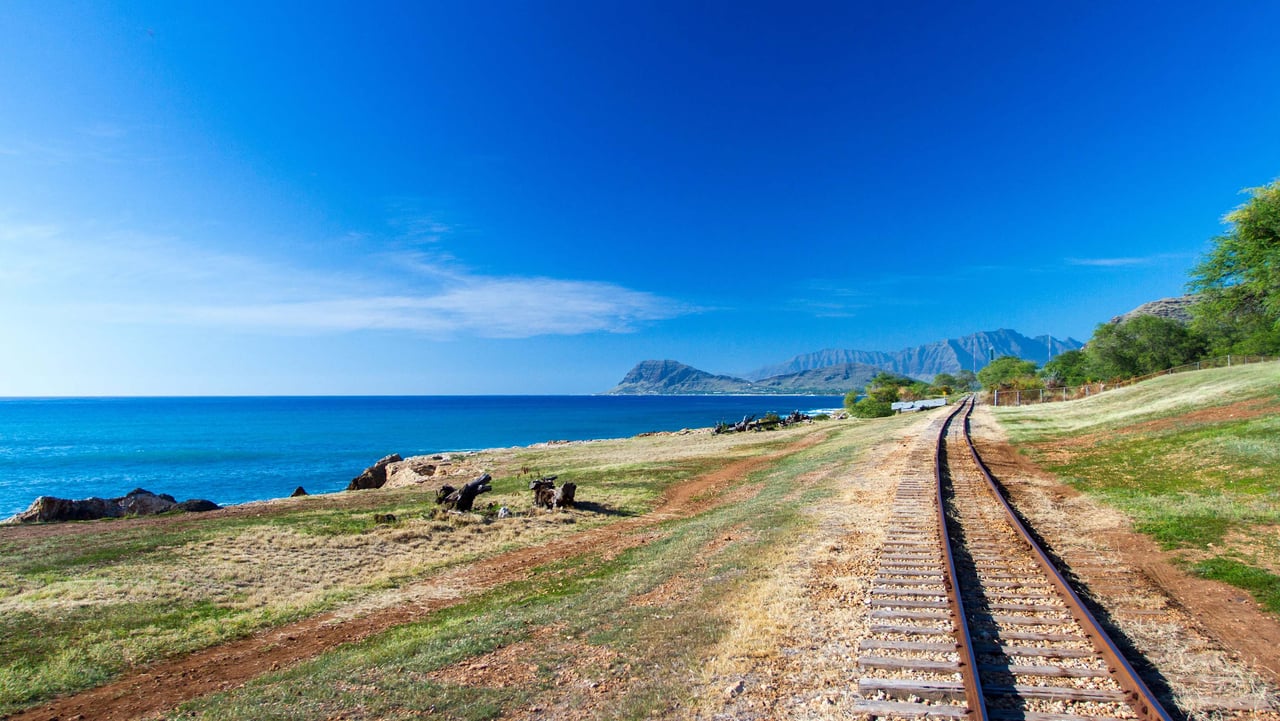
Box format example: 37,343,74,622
0,599,310,715
1135,514,1234,549
992,362,1280,616
1192,557,1280,614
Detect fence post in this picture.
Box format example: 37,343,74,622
1016,390,1021,406
994,390,999,405
1228,355,1232,367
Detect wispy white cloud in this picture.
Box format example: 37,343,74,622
109,279,686,337
1065,252,1195,268
1066,256,1150,267
0,218,695,338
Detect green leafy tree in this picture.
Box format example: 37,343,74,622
1085,315,1207,380
1039,349,1090,387
864,372,914,403
954,370,979,391
977,355,1038,390
931,372,958,395
1188,179,1280,354
845,372,915,418
843,388,859,412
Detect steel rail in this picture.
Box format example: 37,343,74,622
959,399,1174,721
935,396,988,720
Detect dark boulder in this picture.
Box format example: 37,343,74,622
530,478,557,509
435,485,458,504
346,454,403,491
119,489,179,516
6,488,189,524
175,499,220,513
437,474,492,512
290,486,308,497
7,496,124,523
554,482,577,509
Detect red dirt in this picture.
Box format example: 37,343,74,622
5,432,827,721
974,431,1280,687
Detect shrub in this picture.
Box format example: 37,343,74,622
849,398,894,418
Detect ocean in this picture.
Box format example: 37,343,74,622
0,395,844,519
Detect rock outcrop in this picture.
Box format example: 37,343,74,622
1110,296,1197,325
346,454,403,490
385,457,439,487
5,488,220,524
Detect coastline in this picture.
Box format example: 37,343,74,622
0,395,845,518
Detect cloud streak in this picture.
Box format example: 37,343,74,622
0,219,695,338
1066,256,1151,267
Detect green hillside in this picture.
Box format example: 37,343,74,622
995,362,1280,611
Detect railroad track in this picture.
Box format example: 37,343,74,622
853,397,1173,721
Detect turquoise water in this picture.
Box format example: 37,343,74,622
0,396,842,518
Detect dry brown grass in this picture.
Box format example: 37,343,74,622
691,412,928,719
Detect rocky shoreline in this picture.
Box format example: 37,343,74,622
4,488,221,524
0,447,503,525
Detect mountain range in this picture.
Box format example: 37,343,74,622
604,329,1083,395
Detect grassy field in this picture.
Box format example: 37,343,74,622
170,415,911,720
994,362,1280,612
0,415,913,719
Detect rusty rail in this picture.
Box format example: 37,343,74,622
959,399,1174,721
935,396,988,720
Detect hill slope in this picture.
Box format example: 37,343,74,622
603,359,884,395
605,360,756,395
749,362,884,394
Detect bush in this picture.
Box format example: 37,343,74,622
849,398,894,418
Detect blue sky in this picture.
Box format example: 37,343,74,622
2,2,1279,394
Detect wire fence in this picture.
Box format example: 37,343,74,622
984,354,1278,407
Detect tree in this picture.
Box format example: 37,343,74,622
845,372,914,418
1039,349,1090,387
931,372,958,395
977,356,1038,390
954,370,979,391
843,388,859,413
1085,315,1207,380
1188,179,1280,354
864,372,914,403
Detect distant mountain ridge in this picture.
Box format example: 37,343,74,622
743,329,1082,381
605,329,1083,395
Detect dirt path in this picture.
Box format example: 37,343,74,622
6,431,828,721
